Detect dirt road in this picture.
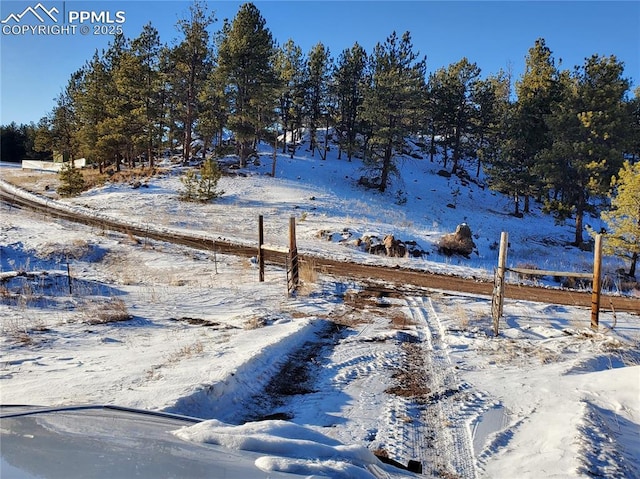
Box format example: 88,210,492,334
2,179,638,316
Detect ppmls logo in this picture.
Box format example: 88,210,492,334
1,2,125,36
1,3,59,23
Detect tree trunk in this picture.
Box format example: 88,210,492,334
379,140,393,193
629,251,638,278
429,131,436,163
239,141,251,168
574,195,585,246
321,116,329,160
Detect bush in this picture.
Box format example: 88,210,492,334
197,158,223,201
180,159,224,202
57,162,85,197
179,169,199,201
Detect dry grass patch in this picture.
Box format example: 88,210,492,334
37,239,91,261
297,259,318,296
0,170,60,194
83,298,131,324
480,339,561,365
451,304,489,332
166,341,204,362
244,316,267,329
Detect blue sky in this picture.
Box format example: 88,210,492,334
1,1,638,125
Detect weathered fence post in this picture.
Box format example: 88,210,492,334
66,260,73,295
288,216,299,294
590,234,602,330
258,215,265,282
492,231,508,336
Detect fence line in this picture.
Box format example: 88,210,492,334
491,232,603,335
257,215,299,296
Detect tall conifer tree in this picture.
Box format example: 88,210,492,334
217,2,276,167
486,38,561,215
305,42,332,157
360,31,426,192
541,54,630,245
601,161,640,277
333,43,367,161
172,0,215,163
273,39,306,153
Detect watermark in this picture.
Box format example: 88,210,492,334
1,2,126,37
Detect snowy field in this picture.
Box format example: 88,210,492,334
1,143,639,478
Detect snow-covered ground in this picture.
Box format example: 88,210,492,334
1,141,639,478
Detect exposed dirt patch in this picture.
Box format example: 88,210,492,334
245,321,348,422
385,342,431,401
170,317,221,327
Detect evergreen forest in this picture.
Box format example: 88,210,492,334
1,1,639,257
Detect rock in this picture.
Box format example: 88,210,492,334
438,223,476,257
383,234,407,258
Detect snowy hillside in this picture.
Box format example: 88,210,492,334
1,138,639,478
59,135,636,293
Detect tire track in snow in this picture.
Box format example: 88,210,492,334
405,296,478,479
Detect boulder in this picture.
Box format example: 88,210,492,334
438,223,476,257
383,234,407,258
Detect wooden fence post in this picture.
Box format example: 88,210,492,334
492,231,508,336
591,234,602,330
66,260,73,295
288,216,299,293
258,215,265,282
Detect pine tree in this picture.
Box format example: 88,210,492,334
486,38,561,215
541,54,631,245
57,161,85,197
217,2,276,167
360,31,426,192
172,0,215,163
625,87,640,162
158,45,182,155
333,43,367,161
98,33,133,172
425,68,448,164
305,42,332,157
601,161,640,277
130,23,163,168
273,39,306,155
179,159,223,201
0,122,27,162
74,51,110,172
443,58,481,174
41,72,82,162
197,158,224,200
473,70,511,178
197,66,228,158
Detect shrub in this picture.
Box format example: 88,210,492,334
180,159,224,202
84,298,131,324
197,158,223,201
179,169,199,201
57,162,86,197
